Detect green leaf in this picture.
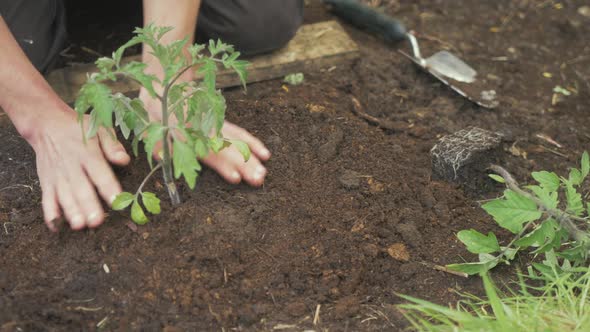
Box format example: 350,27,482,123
565,182,584,216
112,192,135,210
143,123,165,168
531,171,560,191
489,174,505,183
96,57,116,74
141,192,161,215
284,72,305,85
209,136,231,153
582,151,590,179
515,218,557,248
76,82,114,134
194,139,209,159
198,59,218,92
457,229,500,254
527,185,558,209
172,139,201,189
120,61,158,98
231,60,249,89
482,190,543,234
131,199,149,224
447,255,500,275
113,35,145,66
228,140,251,162
569,168,583,186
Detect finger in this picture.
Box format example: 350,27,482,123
98,127,130,166
238,155,267,187
68,168,105,228
41,185,60,232
84,155,123,207
56,180,86,230
224,122,271,161
202,151,243,184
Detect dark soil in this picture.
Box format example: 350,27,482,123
2,0,590,330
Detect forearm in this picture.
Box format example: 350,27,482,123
142,0,201,74
0,16,67,140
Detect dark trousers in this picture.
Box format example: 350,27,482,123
0,0,304,73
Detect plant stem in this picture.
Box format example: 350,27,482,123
136,163,162,195
490,165,590,243
160,87,181,205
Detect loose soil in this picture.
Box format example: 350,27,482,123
2,0,590,330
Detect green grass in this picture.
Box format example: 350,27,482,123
397,267,590,332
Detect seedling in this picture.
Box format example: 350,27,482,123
75,24,250,224
448,152,590,275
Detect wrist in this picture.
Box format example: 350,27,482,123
6,93,73,144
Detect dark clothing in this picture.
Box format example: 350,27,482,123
0,0,67,72
0,0,304,73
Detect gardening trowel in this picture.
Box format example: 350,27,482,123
323,0,498,109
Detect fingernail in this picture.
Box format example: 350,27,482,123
87,212,102,226
253,166,266,180
115,151,128,160
261,148,271,159
109,194,118,205
231,171,241,181
71,215,85,228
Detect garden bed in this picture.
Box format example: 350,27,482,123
1,0,590,330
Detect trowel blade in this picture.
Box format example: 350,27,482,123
425,50,477,83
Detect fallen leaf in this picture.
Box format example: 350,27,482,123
387,243,410,262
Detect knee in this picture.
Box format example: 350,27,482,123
201,0,304,56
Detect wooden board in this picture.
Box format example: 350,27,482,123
46,20,360,104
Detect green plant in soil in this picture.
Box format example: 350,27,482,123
448,152,590,276
75,24,250,224
398,267,590,332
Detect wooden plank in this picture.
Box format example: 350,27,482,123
46,20,360,104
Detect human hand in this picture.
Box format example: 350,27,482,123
138,77,271,186
26,104,130,231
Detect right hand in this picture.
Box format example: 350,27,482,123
26,103,130,231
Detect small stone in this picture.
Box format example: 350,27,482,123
578,6,590,17
387,243,410,262
339,169,362,190
142,232,150,240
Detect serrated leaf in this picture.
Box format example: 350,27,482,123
527,185,558,209
76,82,114,136
515,218,557,248
457,229,500,254
173,139,201,189
565,182,584,216
482,190,542,233
194,139,209,158
96,57,116,74
489,174,505,183
228,140,251,162
582,151,590,179
143,123,165,168
120,62,158,98
112,192,135,210
502,247,519,260
198,60,217,92
569,168,583,186
131,199,149,224
232,60,249,89
209,136,231,153
141,192,161,215
531,171,560,191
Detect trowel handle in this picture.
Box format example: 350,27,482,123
324,0,407,43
